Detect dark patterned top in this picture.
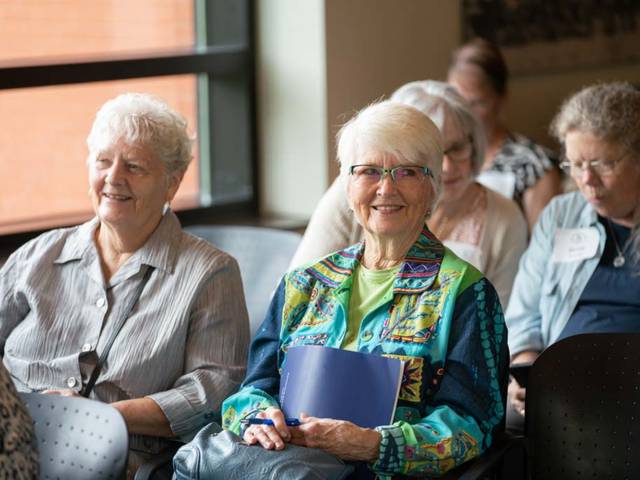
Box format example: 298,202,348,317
0,363,38,478
480,132,558,209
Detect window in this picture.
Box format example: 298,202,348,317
0,0,254,236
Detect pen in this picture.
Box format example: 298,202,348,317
241,418,301,426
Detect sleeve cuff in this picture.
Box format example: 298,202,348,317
371,424,406,475
147,389,216,438
508,330,543,358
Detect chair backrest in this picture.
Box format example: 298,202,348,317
20,392,129,480
185,225,302,336
526,333,640,480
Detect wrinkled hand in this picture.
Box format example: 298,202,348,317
243,407,291,451
41,389,81,397
508,379,526,416
289,413,381,462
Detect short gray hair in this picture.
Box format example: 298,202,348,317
551,82,640,269
337,100,443,202
86,93,194,175
390,80,485,176
551,82,640,156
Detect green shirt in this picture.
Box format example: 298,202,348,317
343,263,402,351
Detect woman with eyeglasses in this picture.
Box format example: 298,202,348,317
506,82,640,431
447,38,563,230
290,80,527,307
220,101,509,478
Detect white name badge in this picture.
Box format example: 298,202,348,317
552,228,599,263
476,170,517,199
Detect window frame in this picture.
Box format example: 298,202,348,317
0,0,257,251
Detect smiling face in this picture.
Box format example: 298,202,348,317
439,112,474,204
346,151,434,240
565,130,640,227
88,138,182,237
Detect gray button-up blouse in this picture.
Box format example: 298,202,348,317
0,211,250,452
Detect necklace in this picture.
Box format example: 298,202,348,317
606,218,627,268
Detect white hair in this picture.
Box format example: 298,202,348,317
337,100,443,205
86,93,194,175
390,80,486,176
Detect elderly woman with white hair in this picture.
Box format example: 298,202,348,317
221,101,508,478
0,93,249,471
506,82,640,430
290,80,527,307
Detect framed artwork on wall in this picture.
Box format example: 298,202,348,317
462,0,640,75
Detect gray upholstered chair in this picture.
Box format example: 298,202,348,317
20,392,128,479
185,225,302,336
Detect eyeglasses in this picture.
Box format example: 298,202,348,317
348,164,433,184
443,138,473,163
559,155,625,177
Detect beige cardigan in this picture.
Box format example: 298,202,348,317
290,177,528,308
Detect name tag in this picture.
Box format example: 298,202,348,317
552,228,599,263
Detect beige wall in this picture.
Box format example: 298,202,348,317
506,65,640,148
325,0,460,180
257,0,640,218
255,0,328,218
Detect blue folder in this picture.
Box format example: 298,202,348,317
279,345,404,429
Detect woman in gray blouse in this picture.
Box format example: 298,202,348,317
0,93,250,470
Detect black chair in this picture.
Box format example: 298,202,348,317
525,333,640,480
185,225,302,336
20,392,128,480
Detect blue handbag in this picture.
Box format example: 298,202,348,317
173,422,355,480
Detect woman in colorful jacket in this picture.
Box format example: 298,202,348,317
506,82,640,431
222,101,509,478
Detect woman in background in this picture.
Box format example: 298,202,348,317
448,37,562,229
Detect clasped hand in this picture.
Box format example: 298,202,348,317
243,407,381,462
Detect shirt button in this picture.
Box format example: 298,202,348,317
96,298,106,308
66,377,78,388
81,343,92,352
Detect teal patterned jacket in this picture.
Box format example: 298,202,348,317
222,228,509,477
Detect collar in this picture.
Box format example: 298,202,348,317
304,227,444,294
54,211,182,275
